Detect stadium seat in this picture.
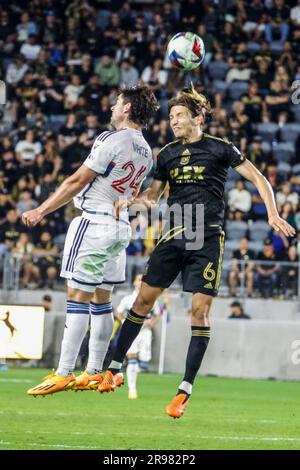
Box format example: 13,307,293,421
248,240,263,255
53,234,66,251
249,221,270,241
277,162,291,177
227,167,242,181
244,181,256,194
261,141,271,153
269,41,284,53
256,122,279,143
224,239,240,260
246,41,261,54
228,81,249,101
225,180,236,192
207,61,229,81
280,124,300,144
290,105,300,123
272,142,295,163
96,9,111,30
292,163,300,175
212,80,228,97
226,221,248,240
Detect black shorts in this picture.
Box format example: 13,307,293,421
142,230,225,297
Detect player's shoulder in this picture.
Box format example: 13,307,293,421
157,139,180,158
96,129,128,142
203,133,233,147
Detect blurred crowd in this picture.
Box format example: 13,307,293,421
0,0,300,295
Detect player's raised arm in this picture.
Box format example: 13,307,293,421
22,164,98,227
235,159,295,237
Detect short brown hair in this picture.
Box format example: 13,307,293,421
121,85,160,128
168,85,212,119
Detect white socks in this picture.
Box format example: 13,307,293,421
126,358,139,392
86,302,114,374
56,301,90,376
178,380,193,395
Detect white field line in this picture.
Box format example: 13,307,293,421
1,430,300,443
0,378,33,383
0,441,101,449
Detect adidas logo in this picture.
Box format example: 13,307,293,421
204,282,213,289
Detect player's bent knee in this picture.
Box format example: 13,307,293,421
132,294,154,317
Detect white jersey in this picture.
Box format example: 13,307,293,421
74,128,152,222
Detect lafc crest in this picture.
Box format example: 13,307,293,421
180,149,191,165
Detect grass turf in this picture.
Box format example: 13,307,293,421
0,368,300,450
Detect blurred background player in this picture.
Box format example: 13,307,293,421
22,85,159,396
100,86,295,419
116,273,160,399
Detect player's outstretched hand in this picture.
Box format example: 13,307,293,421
22,208,43,227
268,214,296,237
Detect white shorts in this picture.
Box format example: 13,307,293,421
60,216,131,293
127,327,152,363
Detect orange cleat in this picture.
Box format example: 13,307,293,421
165,393,190,419
98,370,124,393
27,371,75,396
70,371,103,391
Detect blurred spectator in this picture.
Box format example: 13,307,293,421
20,34,41,61
95,54,120,88
64,75,84,110
228,301,251,319
141,58,168,93
58,113,79,150
248,135,271,172
280,245,298,298
12,233,38,288
33,231,59,289
255,238,280,298
229,238,255,297
42,294,53,312
0,209,24,245
6,54,28,86
241,82,263,123
265,80,289,121
15,130,42,166
276,182,299,213
83,75,103,111
16,190,38,214
226,42,252,83
16,13,38,43
228,180,252,216
120,59,139,87
291,0,300,27
264,0,290,45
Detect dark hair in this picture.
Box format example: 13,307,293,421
121,85,159,128
168,84,212,120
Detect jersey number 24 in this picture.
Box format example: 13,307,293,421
111,161,147,194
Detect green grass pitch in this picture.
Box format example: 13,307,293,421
0,368,300,450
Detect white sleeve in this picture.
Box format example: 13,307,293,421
83,132,116,174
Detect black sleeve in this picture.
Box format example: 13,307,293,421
153,148,168,182
226,143,246,169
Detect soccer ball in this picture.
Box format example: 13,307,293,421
167,32,205,71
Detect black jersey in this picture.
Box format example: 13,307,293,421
154,133,246,229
